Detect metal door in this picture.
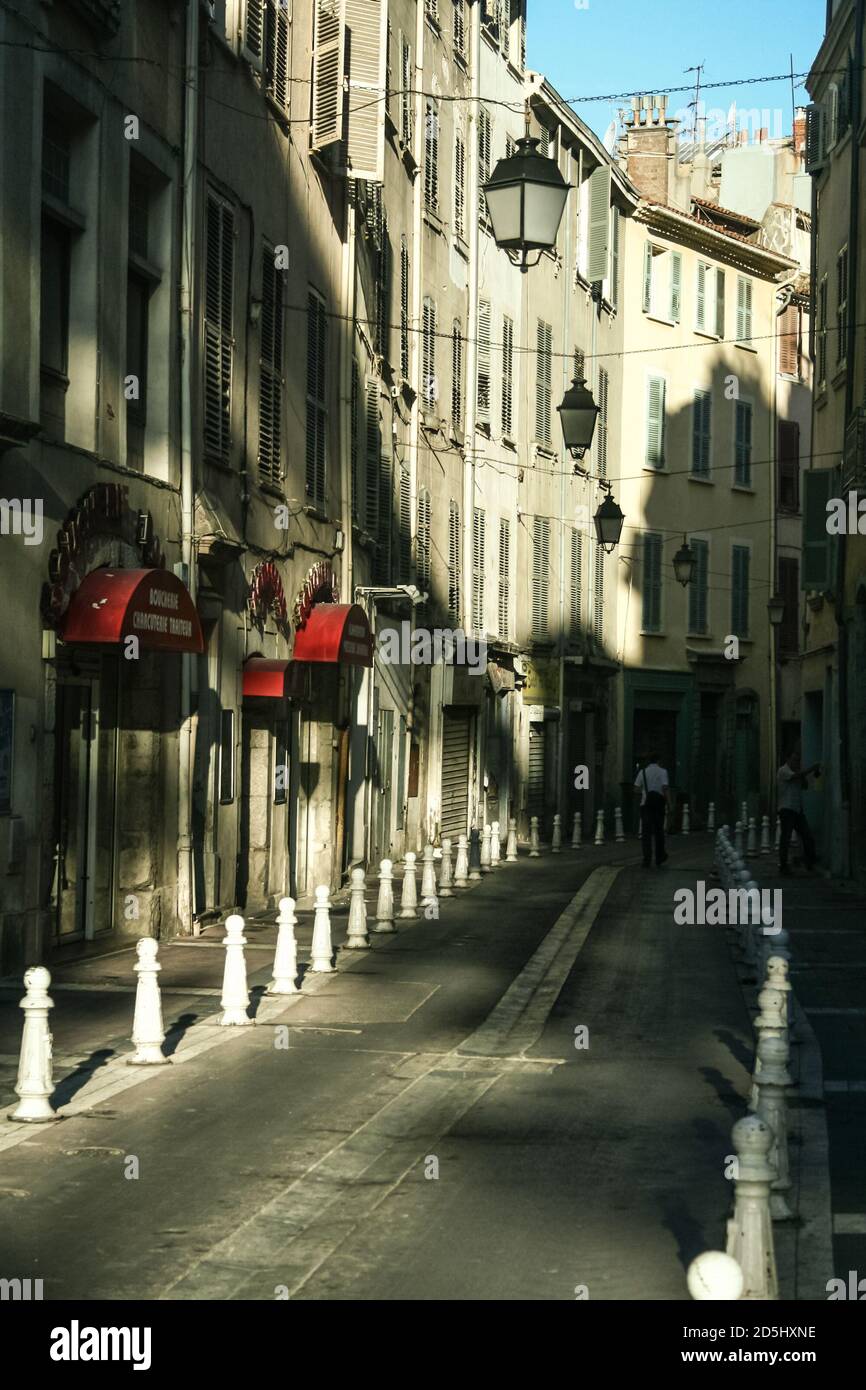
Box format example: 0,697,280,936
441,707,472,839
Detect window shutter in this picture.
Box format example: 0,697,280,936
451,320,463,430
311,0,345,151
732,546,750,636
532,517,549,639
242,0,266,71
417,488,432,593
688,538,709,635
398,464,412,582
696,262,707,332
399,235,410,379
596,366,609,478
472,507,486,635
453,0,466,59
374,444,393,583
737,277,752,343
477,298,491,424
670,252,682,323
454,128,466,239
478,107,492,223
646,375,665,469
343,0,387,180
692,390,711,477
265,1,291,113
258,246,284,483
586,164,611,283
778,304,798,376
350,361,360,519
448,499,461,621
609,206,620,306
801,469,833,591
501,314,514,437
425,101,440,210
805,102,824,172
422,297,437,411
204,193,235,464
364,377,380,533
735,400,752,486
641,532,662,633
305,292,327,504
715,268,725,338
778,419,800,510
642,243,653,313
498,517,510,639
400,35,413,144
569,527,582,636
593,544,604,644
535,319,552,445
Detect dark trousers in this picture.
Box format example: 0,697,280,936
641,792,667,866
779,808,816,870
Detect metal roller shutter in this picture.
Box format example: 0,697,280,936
441,708,472,839
528,721,546,820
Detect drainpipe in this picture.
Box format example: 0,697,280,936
177,0,199,934
556,126,572,828
462,1,482,821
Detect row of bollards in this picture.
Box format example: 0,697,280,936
689,825,798,1299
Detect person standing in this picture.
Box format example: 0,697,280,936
776,750,819,875
634,752,671,868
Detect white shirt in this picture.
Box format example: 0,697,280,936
634,762,669,805
777,764,804,812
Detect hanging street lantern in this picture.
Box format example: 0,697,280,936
594,487,625,554
483,125,571,272
767,593,786,627
673,536,696,588
557,375,600,461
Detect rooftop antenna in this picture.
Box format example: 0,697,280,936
685,62,704,148
789,52,796,144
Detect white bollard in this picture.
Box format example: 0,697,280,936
687,1252,745,1301
774,816,781,853
505,818,518,863
754,1035,795,1222
707,802,716,833
400,852,419,918
734,821,744,856
725,1114,778,1301
750,986,788,1111
741,801,749,833
310,886,335,972
220,914,254,1025
10,967,59,1123
766,956,794,1031
454,835,470,886
572,811,582,849
614,806,625,842
552,814,562,854
374,860,396,933
746,817,758,858
346,867,370,948
480,825,492,873
420,845,438,905
594,809,605,845
529,816,541,857
439,839,455,897
681,802,690,836
268,898,300,992
128,938,170,1064
490,821,501,868
760,815,771,855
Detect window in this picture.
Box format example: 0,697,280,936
646,375,666,469
364,377,380,534
424,101,439,212
817,275,828,386
593,545,604,645
40,112,76,438
643,244,682,322
472,508,486,635
501,315,514,437
532,517,550,639
535,319,552,446
398,464,412,582
422,297,437,411
736,276,753,344
734,400,752,487
608,206,620,308
837,245,848,366
478,106,492,225
454,128,466,240
350,361,360,520
508,0,526,69
802,469,833,592
595,366,609,478
399,235,410,379
641,531,663,633
696,262,725,336
375,212,390,358
373,442,393,584
688,538,709,635
259,245,284,484
498,517,511,638
731,545,750,637
642,242,654,313
670,251,682,323
477,298,491,424
448,500,461,621
126,268,149,471
691,389,712,478
453,0,467,61
451,319,463,429
305,289,327,505
569,528,582,636
204,191,235,464
778,420,800,511
310,0,344,151
417,489,432,594
778,303,800,377
425,0,440,26
400,35,412,144
264,0,291,115
778,557,799,654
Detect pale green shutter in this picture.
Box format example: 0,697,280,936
642,532,662,633
692,390,711,477
715,268,726,338
688,538,708,634
732,546,750,636
696,262,707,331
646,375,665,469
642,242,653,313
801,469,834,591
670,252,682,322
587,164,611,283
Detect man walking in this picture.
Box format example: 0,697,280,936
777,749,819,875
634,752,671,868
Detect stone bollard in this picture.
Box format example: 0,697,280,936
220,914,254,1024
754,1035,795,1222
760,815,771,855
310,886,335,972
707,802,716,833
439,839,455,897
346,867,371,949
374,860,396,933
421,845,438,905
9,967,59,1123
760,924,790,984
454,834,470,886
766,955,794,1032
268,898,300,992
774,816,781,853
746,817,758,858
725,1113,778,1301
505,819,518,863
128,938,170,1064
741,801,749,833
480,825,492,873
681,802,690,836
687,1252,745,1301
750,986,788,1111
490,821,501,868
615,807,625,842
734,821,744,856
594,810,605,845
552,814,562,854
400,852,419,918
529,816,541,857
468,827,483,880
572,811,582,850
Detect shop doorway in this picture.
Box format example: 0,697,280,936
441,707,473,840
370,707,394,865
632,709,677,785
52,664,119,941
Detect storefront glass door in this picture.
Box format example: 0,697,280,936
53,667,118,940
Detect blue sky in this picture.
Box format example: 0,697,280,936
526,0,826,145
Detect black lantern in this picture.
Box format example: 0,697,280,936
483,135,571,272
594,489,625,554
673,536,695,588
767,593,786,627
558,376,600,460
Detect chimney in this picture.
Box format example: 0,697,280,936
793,107,807,157
622,92,678,203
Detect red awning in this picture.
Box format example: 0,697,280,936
242,658,291,698
292,603,373,667
60,568,204,653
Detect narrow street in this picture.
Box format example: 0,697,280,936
0,842,760,1302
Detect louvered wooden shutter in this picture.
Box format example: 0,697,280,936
265,0,291,114
801,469,833,591
696,261,707,332
350,360,360,519
417,488,432,592
242,0,266,71
609,206,620,305
593,544,604,644
478,107,492,223
477,299,491,424
364,377,380,532
715,268,726,338
305,291,327,503
735,400,752,486
535,320,552,445
692,390,711,477
732,545,750,636
204,192,234,464
778,304,799,376
454,128,466,239
586,164,611,283
498,517,510,639
451,321,463,429
778,419,800,510
375,445,393,582
400,35,412,144
644,532,663,633
642,243,653,313
344,0,387,180
472,508,486,635
448,499,461,620
532,517,549,638
737,277,752,342
646,375,665,469
425,101,439,210
596,367,609,478
778,556,799,653
422,297,437,410
399,236,410,379
258,246,284,483
688,538,708,635
454,0,466,58
375,213,390,356
311,0,345,151
670,252,682,323
501,315,514,437
398,464,412,582
570,527,582,636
